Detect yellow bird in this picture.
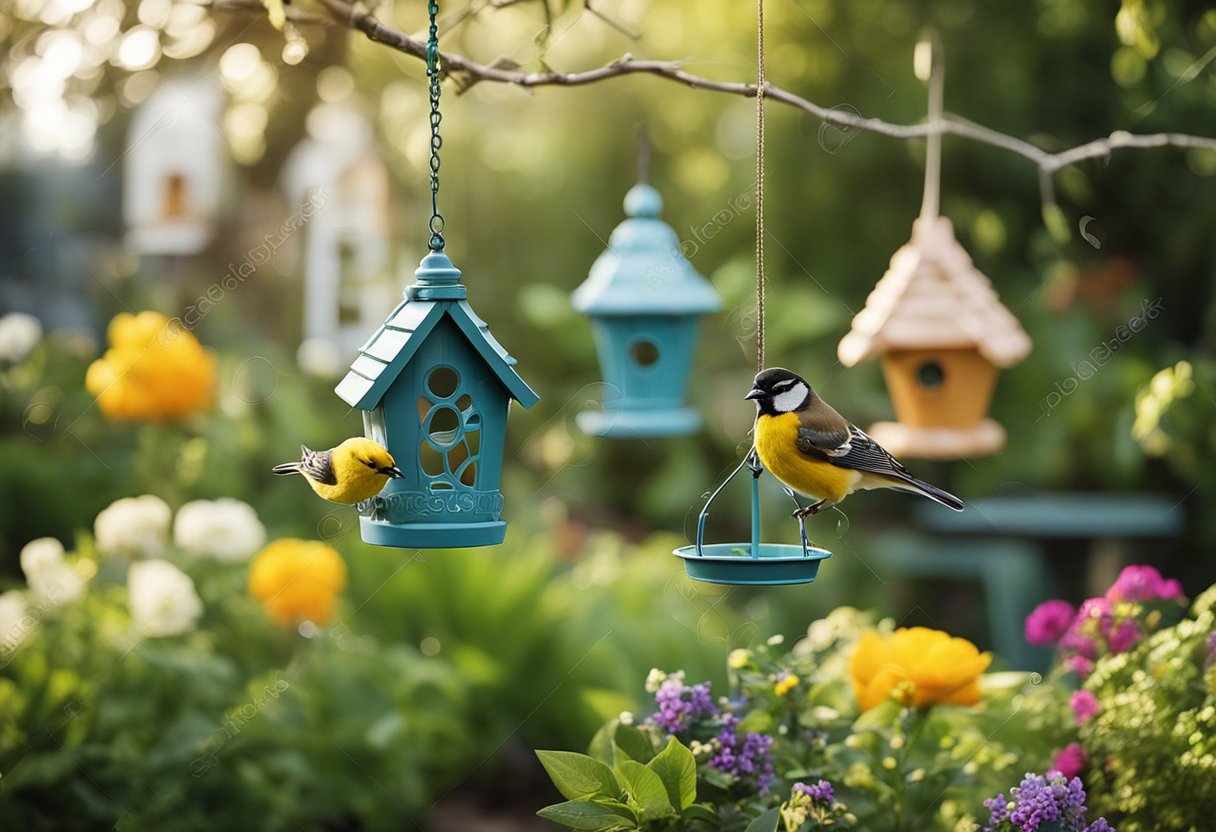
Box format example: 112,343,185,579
272,437,404,504
746,368,964,518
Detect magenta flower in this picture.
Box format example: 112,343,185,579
1064,655,1094,678
1070,690,1100,726
1107,619,1142,654
1105,565,1184,603
1053,743,1087,779
1025,600,1076,646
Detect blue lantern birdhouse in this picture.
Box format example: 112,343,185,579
335,252,538,548
332,0,536,549
572,183,721,437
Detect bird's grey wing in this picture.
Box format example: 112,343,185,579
822,426,915,483
797,418,856,457
300,446,338,485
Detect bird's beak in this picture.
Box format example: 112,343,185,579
744,387,765,401
379,466,405,479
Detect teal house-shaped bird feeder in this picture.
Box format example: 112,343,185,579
335,252,538,549
572,183,721,437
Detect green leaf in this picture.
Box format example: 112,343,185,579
852,698,902,731
588,719,619,766
617,760,676,821
744,807,781,832
537,799,638,831
613,724,656,763
737,709,774,735
262,0,286,30
682,804,718,824
537,750,621,800
648,736,697,811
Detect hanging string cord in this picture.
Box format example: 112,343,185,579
754,0,766,373
426,0,445,251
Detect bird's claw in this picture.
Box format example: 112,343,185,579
791,502,823,520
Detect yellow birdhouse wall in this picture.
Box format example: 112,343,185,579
879,348,998,429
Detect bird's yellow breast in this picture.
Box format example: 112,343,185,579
754,412,860,502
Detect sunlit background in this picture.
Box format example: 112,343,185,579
2,0,1215,829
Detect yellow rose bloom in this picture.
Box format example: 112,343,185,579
849,627,991,712
86,311,215,422
248,539,347,627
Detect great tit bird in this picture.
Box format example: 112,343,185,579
746,368,964,517
273,437,404,504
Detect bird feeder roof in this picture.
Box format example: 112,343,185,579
335,253,538,411
837,216,1032,368
572,184,722,316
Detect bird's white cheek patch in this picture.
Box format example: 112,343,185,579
772,383,808,413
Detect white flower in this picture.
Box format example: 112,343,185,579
0,592,32,654
20,537,86,609
128,559,203,637
618,711,634,726
20,537,65,578
28,563,85,608
644,668,668,694
0,312,42,364
173,498,266,562
95,495,171,558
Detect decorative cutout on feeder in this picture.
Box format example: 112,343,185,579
835,43,1031,460
571,178,721,437
673,450,832,586
333,0,538,549
124,78,227,256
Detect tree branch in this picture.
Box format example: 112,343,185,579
235,0,1216,200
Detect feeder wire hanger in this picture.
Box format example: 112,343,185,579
426,0,445,253
918,35,943,222
746,0,811,547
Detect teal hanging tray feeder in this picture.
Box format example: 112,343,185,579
333,1,537,549
673,449,832,586
572,175,721,438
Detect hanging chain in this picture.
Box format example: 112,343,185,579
754,0,766,372
426,0,445,252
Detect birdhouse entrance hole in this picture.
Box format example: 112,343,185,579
161,173,188,221
630,339,660,368
917,359,945,389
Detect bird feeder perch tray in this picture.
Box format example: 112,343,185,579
673,449,831,586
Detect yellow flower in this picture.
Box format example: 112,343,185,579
728,648,751,669
86,311,215,422
774,673,800,697
848,627,991,712
248,539,347,627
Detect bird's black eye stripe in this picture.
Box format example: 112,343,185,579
364,460,376,469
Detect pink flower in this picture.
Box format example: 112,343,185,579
1064,655,1094,678
1071,690,1101,725
1053,743,1087,779
1025,600,1076,646
1105,564,1185,603
1108,619,1142,653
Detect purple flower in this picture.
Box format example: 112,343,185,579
1064,655,1094,678
793,779,834,804
982,769,1115,832
1052,744,1087,779
1107,619,1141,654
1104,565,1182,603
651,677,717,734
708,713,775,795
1025,600,1076,646
1070,690,1100,726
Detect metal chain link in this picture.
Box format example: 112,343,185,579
426,0,445,252
755,0,766,373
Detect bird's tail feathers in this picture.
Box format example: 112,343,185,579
272,462,302,476
905,478,965,511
